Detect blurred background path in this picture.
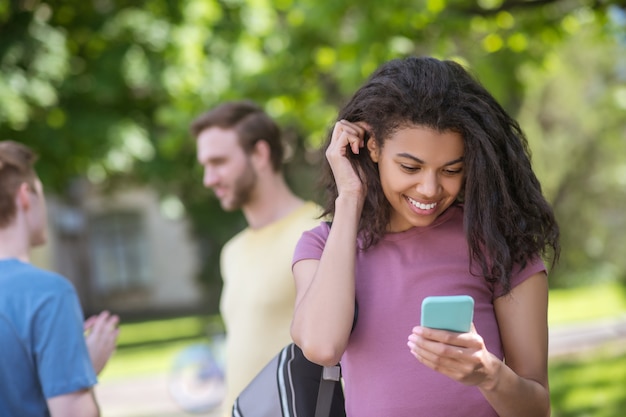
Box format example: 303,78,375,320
96,373,219,417
96,316,626,417
548,315,626,357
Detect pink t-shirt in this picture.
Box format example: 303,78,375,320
292,204,546,417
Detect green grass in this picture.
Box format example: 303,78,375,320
548,282,626,325
99,315,223,381
548,282,626,417
550,343,626,417
100,338,207,381
115,315,223,347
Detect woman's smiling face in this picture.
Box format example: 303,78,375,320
367,125,465,232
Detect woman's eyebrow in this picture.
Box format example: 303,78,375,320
396,153,464,166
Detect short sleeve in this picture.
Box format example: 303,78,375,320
292,222,330,268
494,255,547,298
33,286,97,398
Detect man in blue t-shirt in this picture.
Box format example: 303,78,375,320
0,140,119,417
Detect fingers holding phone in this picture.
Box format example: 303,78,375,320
408,295,475,357
407,296,498,386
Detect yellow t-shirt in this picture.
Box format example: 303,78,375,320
219,201,322,416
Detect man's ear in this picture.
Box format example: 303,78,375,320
367,138,380,163
251,140,272,169
16,182,31,210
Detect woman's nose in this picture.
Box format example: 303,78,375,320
415,172,439,197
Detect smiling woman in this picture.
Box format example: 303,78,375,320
290,56,560,417
367,125,464,232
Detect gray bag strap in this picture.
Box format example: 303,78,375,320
314,221,354,417
314,365,341,417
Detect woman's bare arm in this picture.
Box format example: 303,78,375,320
480,272,550,417
291,120,368,366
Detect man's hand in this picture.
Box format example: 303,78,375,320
84,310,120,375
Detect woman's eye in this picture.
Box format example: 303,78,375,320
401,165,419,172
443,168,463,175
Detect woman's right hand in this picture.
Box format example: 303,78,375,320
325,120,370,200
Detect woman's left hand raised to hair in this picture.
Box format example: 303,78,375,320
407,323,501,389
326,120,371,201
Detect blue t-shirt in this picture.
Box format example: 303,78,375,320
0,259,97,416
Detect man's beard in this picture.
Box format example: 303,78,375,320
223,162,258,211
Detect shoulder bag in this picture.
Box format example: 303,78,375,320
232,343,345,417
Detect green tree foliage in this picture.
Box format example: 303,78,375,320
518,14,626,287
1,0,624,297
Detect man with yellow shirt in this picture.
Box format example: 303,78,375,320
190,101,321,416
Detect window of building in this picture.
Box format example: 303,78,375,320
88,211,151,294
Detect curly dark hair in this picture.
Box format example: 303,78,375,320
319,56,560,293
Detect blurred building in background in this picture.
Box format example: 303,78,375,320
31,182,206,318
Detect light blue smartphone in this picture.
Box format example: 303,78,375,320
420,295,475,333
